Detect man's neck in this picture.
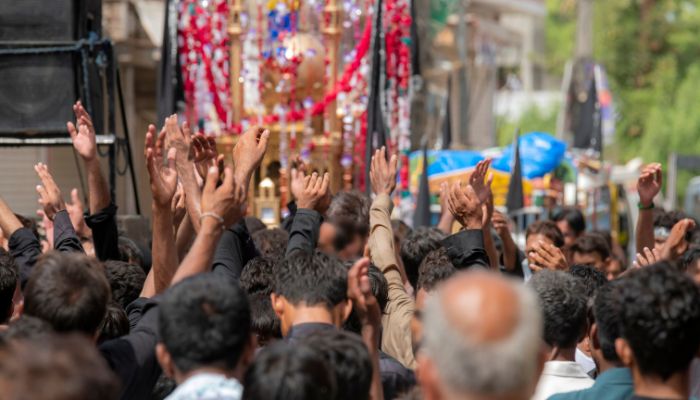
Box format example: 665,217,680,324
632,369,689,399
549,346,577,362
290,306,336,327
176,366,238,385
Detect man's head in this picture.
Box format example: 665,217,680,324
104,260,146,309
0,334,119,400
344,264,388,335
568,264,607,301
157,274,253,381
243,341,336,400
271,251,351,336
97,302,130,344
682,247,700,285
23,252,110,336
525,221,564,267
419,271,544,400
528,270,587,353
416,248,456,310
570,234,611,273
325,191,371,260
614,262,700,381
0,254,17,323
303,329,372,400
241,257,281,345
401,227,446,290
252,228,289,260
551,207,586,248
588,282,624,369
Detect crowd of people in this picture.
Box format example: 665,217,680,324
0,101,699,400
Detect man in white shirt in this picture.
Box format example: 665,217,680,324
156,274,256,400
529,271,594,400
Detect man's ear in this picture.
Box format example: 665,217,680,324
589,323,600,351
156,343,176,379
615,338,634,368
341,299,353,323
271,293,284,319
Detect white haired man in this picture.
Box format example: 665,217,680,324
417,271,546,400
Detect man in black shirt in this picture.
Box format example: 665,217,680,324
614,262,700,400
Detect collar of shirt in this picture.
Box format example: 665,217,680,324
166,372,242,400
285,322,335,341
542,361,593,379
593,368,633,387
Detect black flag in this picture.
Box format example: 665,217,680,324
157,0,184,123
414,145,431,227
365,0,387,194
442,75,452,149
506,129,524,212
410,0,420,77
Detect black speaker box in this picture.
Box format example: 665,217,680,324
0,0,102,43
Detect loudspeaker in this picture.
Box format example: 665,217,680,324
0,0,102,43
0,0,106,138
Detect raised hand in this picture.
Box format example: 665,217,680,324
370,146,398,196
295,171,331,211
192,134,224,183
66,188,90,237
232,125,270,188
145,124,178,208
290,156,308,201
470,158,494,203
200,166,246,228
446,181,483,230
347,257,382,328
37,209,54,250
660,218,696,260
637,163,662,207
528,241,568,272
492,210,511,238
34,163,65,220
66,101,97,162
633,246,660,269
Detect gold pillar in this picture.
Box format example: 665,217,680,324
228,0,244,125
323,0,342,135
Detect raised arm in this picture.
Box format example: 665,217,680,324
68,101,119,261
348,258,385,400
0,197,40,287
636,163,662,254
442,182,490,269
469,159,499,271
368,147,416,368
34,163,83,254
140,121,179,297
285,170,330,256
170,165,246,286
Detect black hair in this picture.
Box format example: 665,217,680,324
570,234,611,261
327,191,371,251
158,274,251,373
241,257,281,344
416,248,456,293
400,227,446,289
344,264,388,334
243,341,337,400
569,264,608,300
273,251,348,309
97,302,130,344
615,263,700,380
245,216,268,235
526,220,565,248
151,374,177,400
241,257,276,294
682,246,700,273
0,334,119,400
104,260,146,309
551,207,586,235
654,210,686,230
118,236,146,272
391,219,412,245
529,270,587,349
0,254,17,323
252,228,289,260
302,330,372,400
24,252,110,335
14,213,40,241
2,316,54,342
592,282,623,363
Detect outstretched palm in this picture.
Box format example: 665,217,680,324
145,124,178,207
67,101,97,161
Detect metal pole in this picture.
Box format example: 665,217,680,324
229,0,244,125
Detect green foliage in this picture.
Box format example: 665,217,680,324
496,105,559,146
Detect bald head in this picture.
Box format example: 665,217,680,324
421,271,543,399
